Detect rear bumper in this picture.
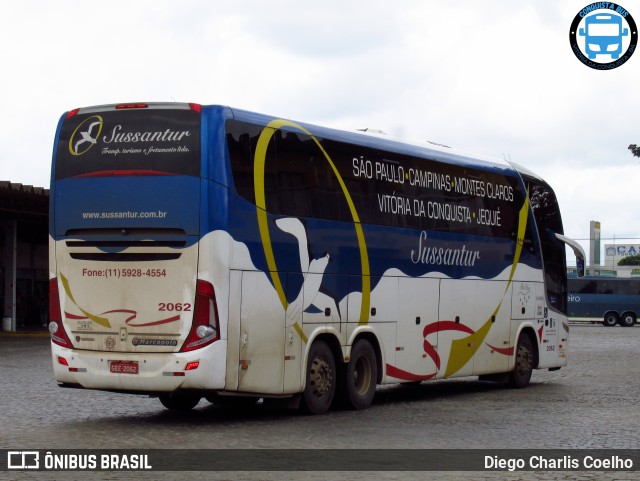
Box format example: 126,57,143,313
51,340,227,392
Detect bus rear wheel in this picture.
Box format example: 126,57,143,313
301,340,336,415
603,312,618,327
340,339,378,410
619,312,636,327
159,392,201,411
509,334,533,388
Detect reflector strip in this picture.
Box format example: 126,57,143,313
185,362,200,371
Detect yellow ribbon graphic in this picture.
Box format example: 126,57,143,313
253,119,371,343
60,273,111,328
444,193,530,377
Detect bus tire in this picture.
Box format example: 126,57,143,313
301,340,336,415
603,312,618,327
619,312,636,327
509,333,533,388
159,392,201,411
341,339,378,410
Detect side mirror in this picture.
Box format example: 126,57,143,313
576,256,585,278
579,28,586,36
623,27,629,36
555,233,586,278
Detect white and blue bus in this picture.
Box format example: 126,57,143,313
49,103,585,413
568,277,640,327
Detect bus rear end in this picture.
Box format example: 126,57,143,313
49,103,224,397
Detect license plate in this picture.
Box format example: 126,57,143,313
109,361,139,374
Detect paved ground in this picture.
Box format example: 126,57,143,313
0,325,639,480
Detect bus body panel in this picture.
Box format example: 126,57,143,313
53,240,198,354
394,277,440,379
51,175,201,354
53,176,200,236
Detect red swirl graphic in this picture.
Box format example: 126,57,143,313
386,319,513,381
65,309,180,327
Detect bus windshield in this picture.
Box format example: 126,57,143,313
520,173,568,314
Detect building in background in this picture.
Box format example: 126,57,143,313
568,220,640,278
0,181,48,331
604,242,640,277
590,221,601,267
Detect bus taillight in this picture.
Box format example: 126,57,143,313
189,103,202,113
48,278,73,348
181,279,220,352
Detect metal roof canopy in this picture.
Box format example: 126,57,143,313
0,181,49,243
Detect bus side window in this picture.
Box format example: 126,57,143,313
274,130,349,221
582,281,596,294
226,120,265,205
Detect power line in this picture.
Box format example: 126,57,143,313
570,237,640,242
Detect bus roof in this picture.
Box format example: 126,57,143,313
223,106,518,178
56,102,532,183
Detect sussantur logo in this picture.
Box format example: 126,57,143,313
570,2,637,69
68,115,103,156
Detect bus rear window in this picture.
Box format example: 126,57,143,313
55,107,200,179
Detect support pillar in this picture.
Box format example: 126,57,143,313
2,220,17,331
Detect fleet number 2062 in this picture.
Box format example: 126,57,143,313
158,303,192,312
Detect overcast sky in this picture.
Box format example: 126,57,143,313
1,0,639,262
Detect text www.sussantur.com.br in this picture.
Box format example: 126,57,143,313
81,211,167,219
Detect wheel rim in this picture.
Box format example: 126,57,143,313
353,356,372,395
310,356,333,399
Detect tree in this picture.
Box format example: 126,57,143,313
630,144,640,158
618,254,640,266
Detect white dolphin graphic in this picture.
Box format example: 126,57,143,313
74,120,101,154
275,218,337,326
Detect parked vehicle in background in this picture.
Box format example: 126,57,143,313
568,277,640,326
